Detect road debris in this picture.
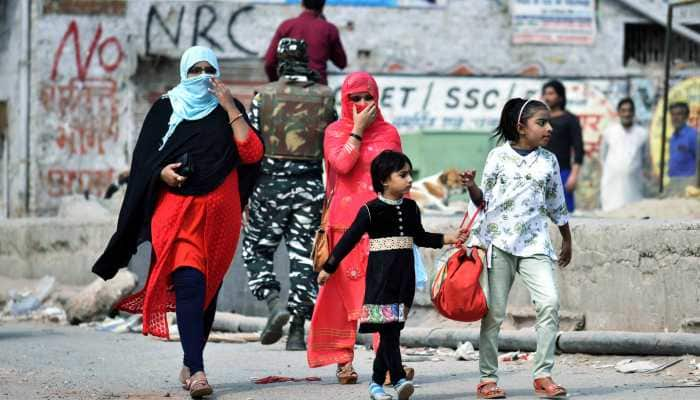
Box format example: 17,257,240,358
251,376,321,384
499,351,531,362
455,341,479,361
615,358,683,374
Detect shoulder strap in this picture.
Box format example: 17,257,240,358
455,204,483,247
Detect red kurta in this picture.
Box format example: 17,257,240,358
118,132,263,338
307,72,402,367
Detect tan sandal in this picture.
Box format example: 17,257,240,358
336,363,358,384
476,381,506,399
187,371,213,398
384,365,415,386
533,377,567,398
179,366,191,390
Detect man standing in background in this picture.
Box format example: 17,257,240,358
264,0,347,85
542,80,584,212
667,102,698,196
600,98,649,211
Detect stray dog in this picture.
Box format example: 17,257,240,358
410,168,465,212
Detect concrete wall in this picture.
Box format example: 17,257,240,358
2,215,699,332
415,215,700,332
0,217,115,286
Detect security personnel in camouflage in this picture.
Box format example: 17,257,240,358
241,38,336,351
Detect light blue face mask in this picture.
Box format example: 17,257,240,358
158,46,221,151
181,73,214,97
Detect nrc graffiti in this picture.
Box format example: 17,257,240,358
39,20,127,201
145,3,257,56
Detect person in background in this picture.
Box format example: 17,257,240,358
667,102,698,196
264,0,347,85
600,98,650,211
542,80,584,212
242,38,336,351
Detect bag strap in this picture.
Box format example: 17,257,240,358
455,204,483,247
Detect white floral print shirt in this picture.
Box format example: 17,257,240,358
468,143,569,260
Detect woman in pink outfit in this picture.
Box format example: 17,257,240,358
307,71,402,383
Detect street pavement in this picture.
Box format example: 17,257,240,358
1,321,698,400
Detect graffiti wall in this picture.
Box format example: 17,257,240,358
20,1,689,214
33,16,132,214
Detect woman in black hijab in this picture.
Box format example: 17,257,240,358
93,46,263,397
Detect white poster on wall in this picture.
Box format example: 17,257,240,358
510,0,597,45
328,74,622,144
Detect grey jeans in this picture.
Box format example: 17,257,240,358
479,246,560,381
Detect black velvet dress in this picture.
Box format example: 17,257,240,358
323,197,444,333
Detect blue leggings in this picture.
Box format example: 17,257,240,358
172,267,219,374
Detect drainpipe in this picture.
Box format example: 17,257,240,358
19,0,31,215
3,127,7,218
212,313,700,356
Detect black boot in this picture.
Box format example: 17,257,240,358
285,316,306,351
260,292,290,345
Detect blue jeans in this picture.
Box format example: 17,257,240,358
559,169,575,212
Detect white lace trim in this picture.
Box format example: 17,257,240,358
369,236,413,251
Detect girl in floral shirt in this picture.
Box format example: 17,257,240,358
462,98,572,399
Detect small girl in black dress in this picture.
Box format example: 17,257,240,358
318,150,463,400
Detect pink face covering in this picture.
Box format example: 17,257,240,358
339,72,384,125
354,103,370,113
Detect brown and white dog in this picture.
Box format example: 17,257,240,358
410,168,466,212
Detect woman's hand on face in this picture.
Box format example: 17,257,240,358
352,103,377,135
160,163,186,188
209,78,236,112
558,238,572,268
317,270,332,286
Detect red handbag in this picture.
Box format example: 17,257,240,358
430,206,488,322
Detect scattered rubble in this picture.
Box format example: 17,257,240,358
455,341,479,361
615,358,683,374
681,318,700,334
65,269,137,325
4,276,55,316
0,276,68,324
499,351,531,362
93,315,143,333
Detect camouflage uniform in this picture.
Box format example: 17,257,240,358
242,77,336,320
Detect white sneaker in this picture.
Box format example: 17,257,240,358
394,379,414,400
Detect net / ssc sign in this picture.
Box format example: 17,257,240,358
510,0,597,45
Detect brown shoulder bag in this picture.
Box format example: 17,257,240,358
311,191,333,272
